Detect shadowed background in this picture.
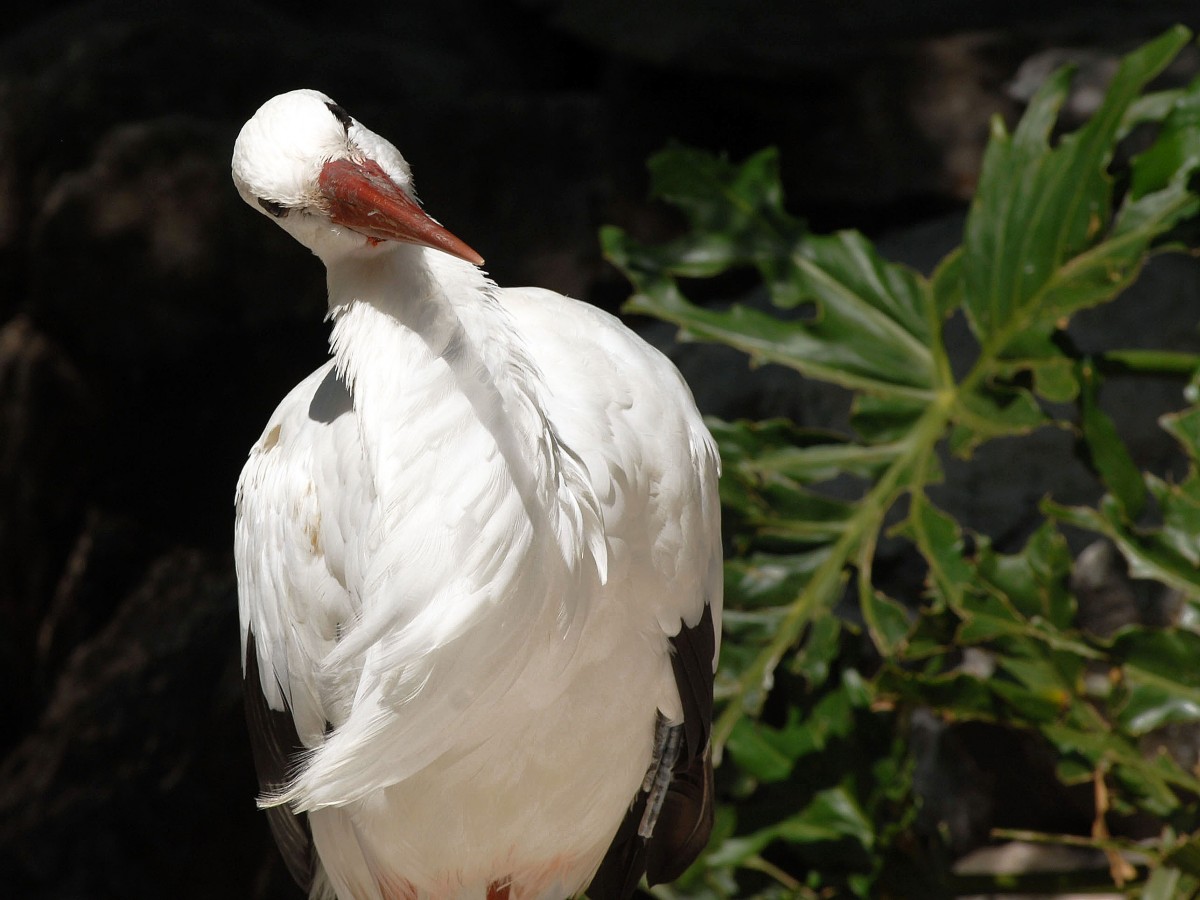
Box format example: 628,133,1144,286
3,2,1200,897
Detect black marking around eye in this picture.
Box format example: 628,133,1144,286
257,197,289,218
325,102,353,133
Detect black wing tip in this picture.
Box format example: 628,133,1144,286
669,601,716,757
587,601,719,899
587,747,715,899
645,748,715,885
244,631,317,892
586,828,648,900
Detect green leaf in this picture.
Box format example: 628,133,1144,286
1163,405,1200,462
1046,491,1200,597
648,145,803,263
1131,75,1200,200
601,29,1200,899
961,27,1190,356
790,232,936,382
1136,864,1184,900
1041,722,1200,814
987,674,1070,722
1163,831,1200,883
605,178,940,397
975,523,1076,629
614,273,934,398
790,614,844,686
877,667,1004,722
1030,356,1082,403
599,146,804,286
724,550,832,609
778,786,875,849
988,328,1081,404
950,385,1048,457
896,496,975,608
1110,628,1200,734
849,394,933,445
710,418,903,484
706,784,875,876
1149,474,1200,570
1079,359,1147,518
727,671,872,787
726,715,802,783
860,587,912,656
929,246,964,319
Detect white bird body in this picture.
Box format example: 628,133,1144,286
232,91,721,900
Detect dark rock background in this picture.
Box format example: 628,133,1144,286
2,2,1200,897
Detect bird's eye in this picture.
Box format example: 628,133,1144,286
326,102,353,133
258,197,289,218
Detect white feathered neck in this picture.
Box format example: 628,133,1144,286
324,244,608,593
265,242,613,810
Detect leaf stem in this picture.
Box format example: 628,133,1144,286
712,391,956,756
741,855,806,893
990,827,1150,857
1096,349,1200,378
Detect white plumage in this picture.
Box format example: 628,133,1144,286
232,90,721,900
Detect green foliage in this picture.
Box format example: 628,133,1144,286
603,26,1200,899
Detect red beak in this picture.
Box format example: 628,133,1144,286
319,158,484,266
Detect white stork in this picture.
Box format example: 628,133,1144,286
231,89,722,900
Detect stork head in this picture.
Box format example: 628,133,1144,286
231,89,483,266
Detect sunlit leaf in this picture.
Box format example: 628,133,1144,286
961,27,1190,353
605,198,940,396
602,27,1200,899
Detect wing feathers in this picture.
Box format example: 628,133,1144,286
670,601,716,758
587,600,718,899
645,749,714,886
244,629,316,892
585,793,648,900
